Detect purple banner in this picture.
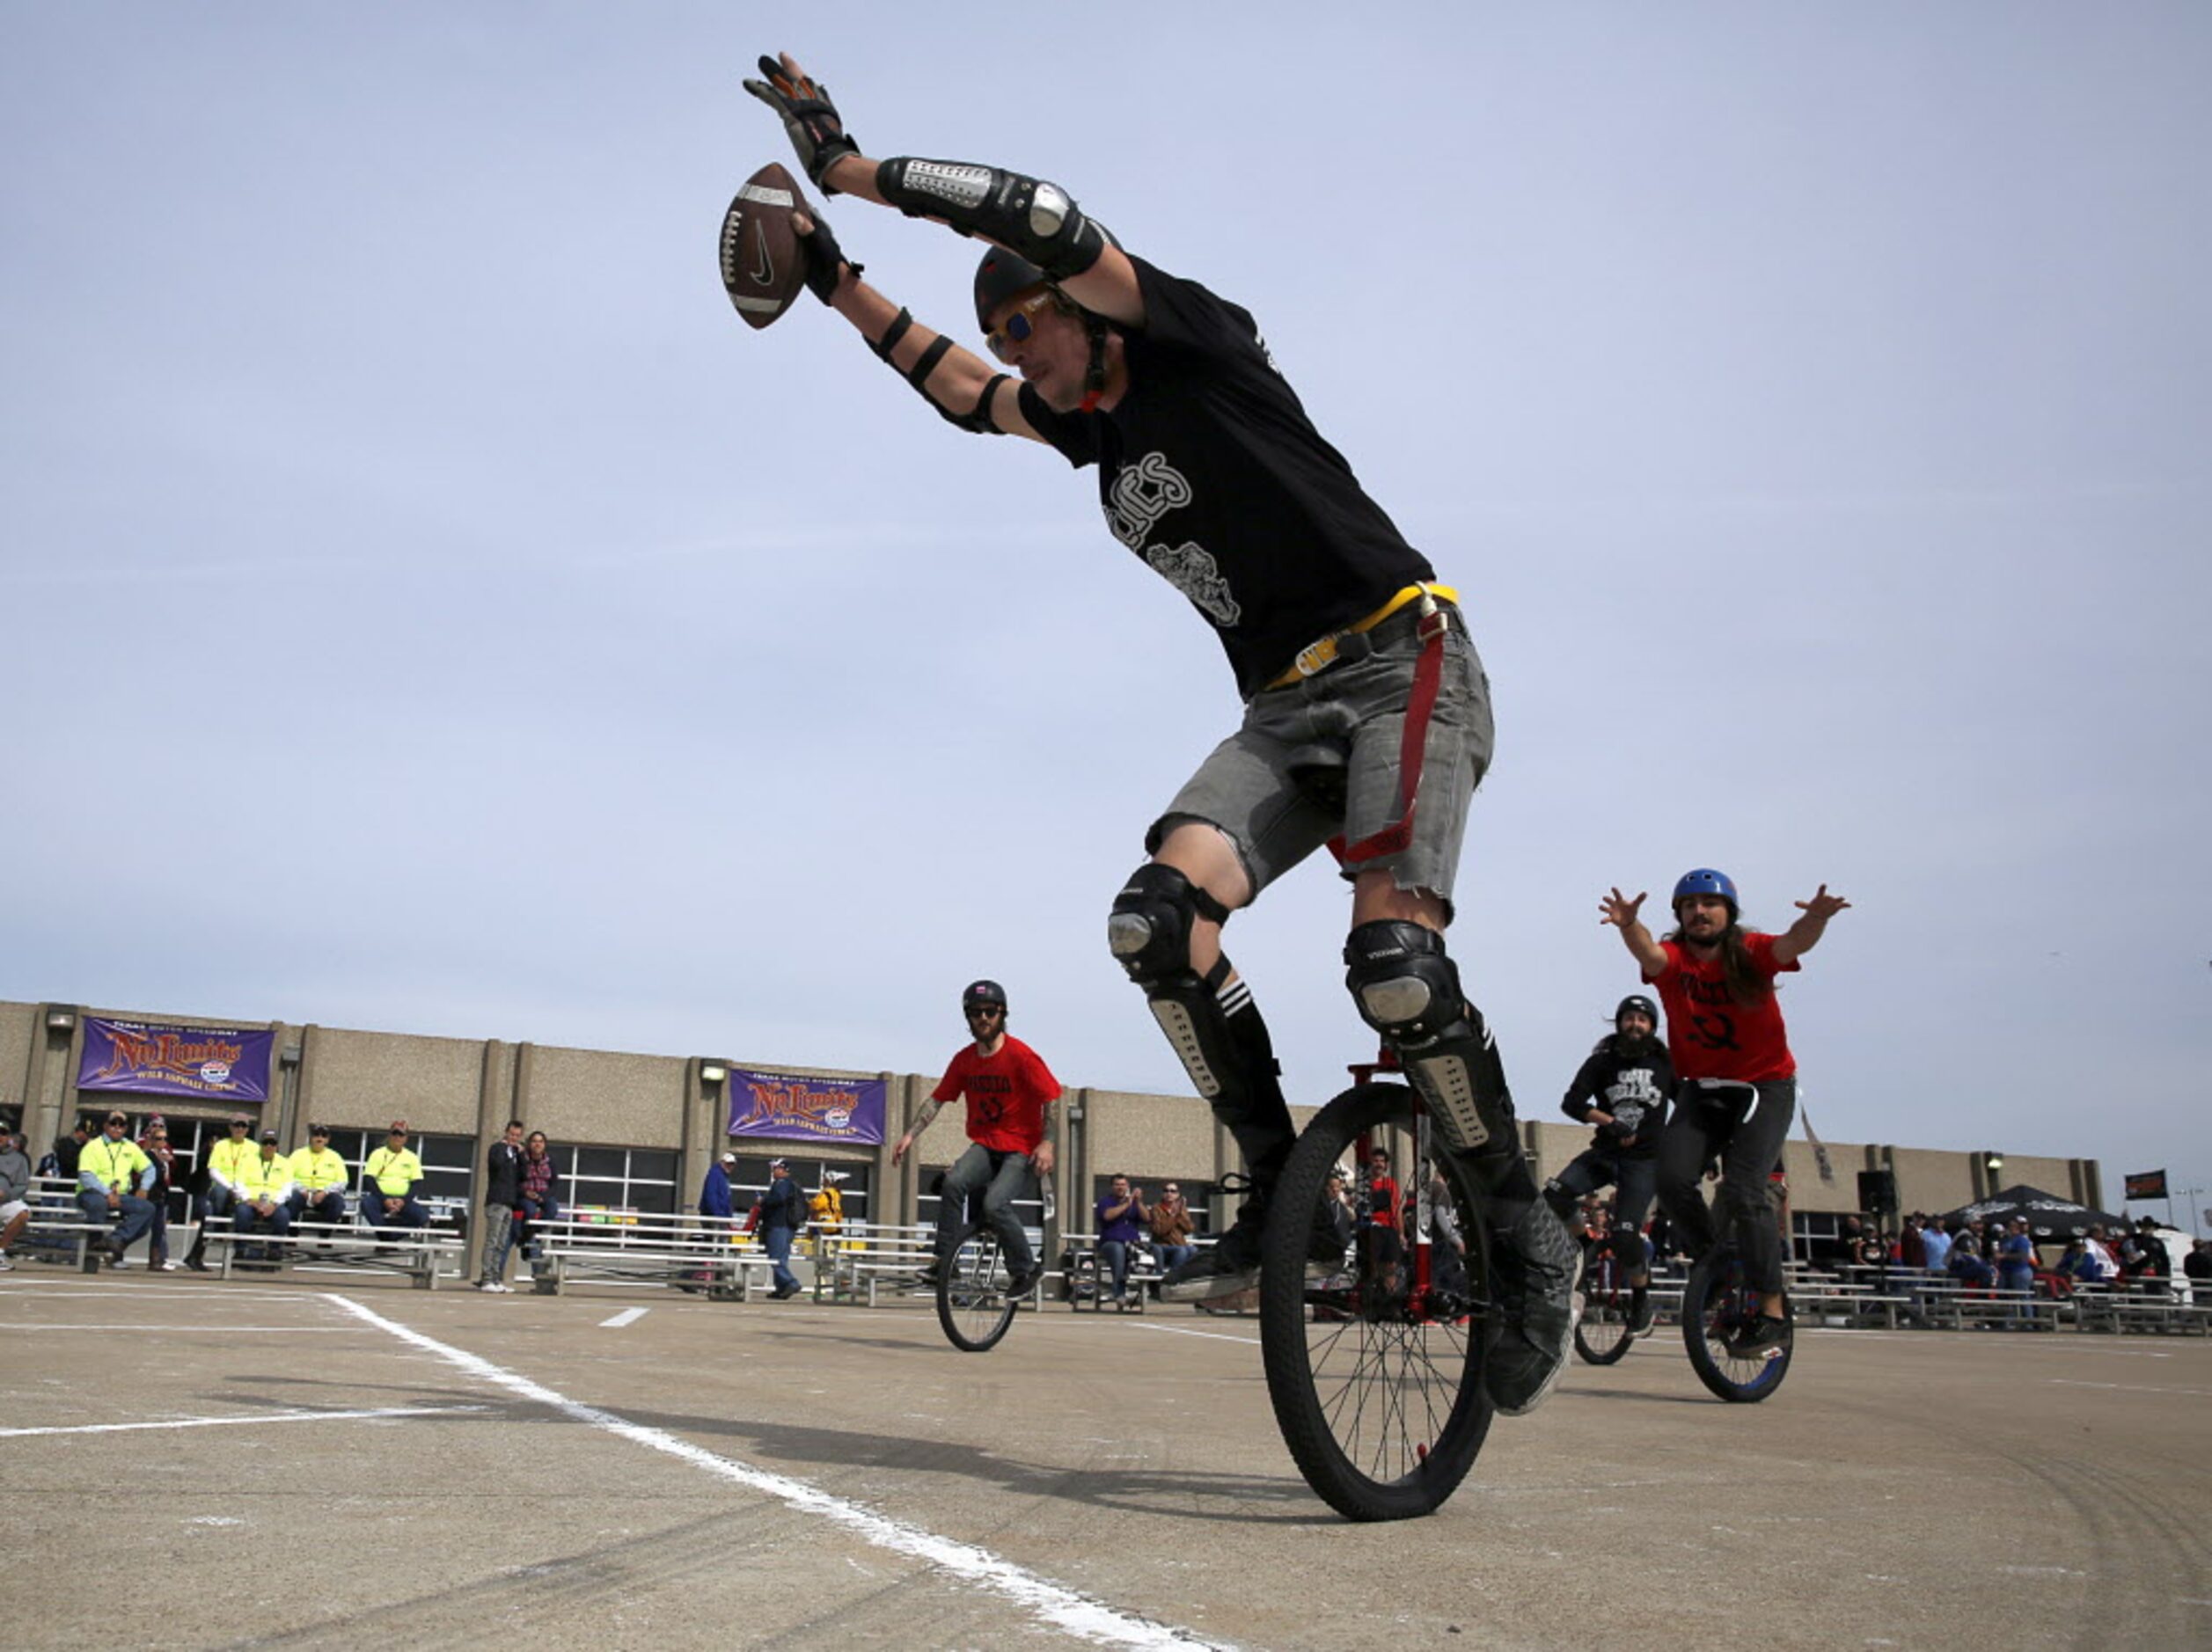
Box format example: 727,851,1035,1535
728,1069,885,1147
77,1017,274,1103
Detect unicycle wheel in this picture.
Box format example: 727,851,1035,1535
1260,1082,1495,1521
1681,1251,1792,1401
936,1222,1017,1354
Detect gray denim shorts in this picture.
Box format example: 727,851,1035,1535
1148,610,1494,910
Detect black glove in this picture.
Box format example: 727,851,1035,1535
795,206,859,304
743,54,860,194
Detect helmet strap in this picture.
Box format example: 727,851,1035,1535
1080,312,1110,413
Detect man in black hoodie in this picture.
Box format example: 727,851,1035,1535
1545,996,1675,1333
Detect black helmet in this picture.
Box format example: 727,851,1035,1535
974,248,1051,333
1614,995,1659,1032
961,978,1009,1014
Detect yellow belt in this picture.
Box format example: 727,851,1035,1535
1264,582,1458,691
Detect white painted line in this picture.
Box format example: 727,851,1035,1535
600,1307,649,1328
0,1324,361,1332
1124,1319,1262,1347
2048,1378,2212,1398
0,1404,487,1439
321,1293,1223,1650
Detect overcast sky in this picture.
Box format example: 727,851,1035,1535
4,4,2207,1224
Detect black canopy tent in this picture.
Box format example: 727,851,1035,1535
1939,1184,2130,1243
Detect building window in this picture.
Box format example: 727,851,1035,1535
733,1157,871,1227
560,1144,678,1217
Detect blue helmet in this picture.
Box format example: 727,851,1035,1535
1672,868,1739,915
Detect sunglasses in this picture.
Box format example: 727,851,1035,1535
966,1005,1004,1019
984,290,1057,361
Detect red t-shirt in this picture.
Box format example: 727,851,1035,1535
1648,932,1801,1081
930,1035,1062,1154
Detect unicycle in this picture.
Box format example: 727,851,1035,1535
1259,1068,1496,1523
936,1218,1018,1353
1681,1247,1792,1401
1572,1243,1638,1365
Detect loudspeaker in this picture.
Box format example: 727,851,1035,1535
1857,1169,1898,1215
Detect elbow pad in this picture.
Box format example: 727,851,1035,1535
875,158,1108,281
870,308,1011,435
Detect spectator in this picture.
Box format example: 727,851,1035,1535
475,1121,526,1292
1896,1212,1927,1272
49,1119,92,1181
233,1129,297,1261
808,1170,851,1272
137,1116,181,1271
1095,1174,1147,1309
1996,1216,2037,1300
1920,1216,1953,1279
2083,1224,2119,1282
361,1121,430,1233
184,1114,257,1271
77,1110,156,1267
2184,1239,2211,1301
755,1158,807,1300
1147,1181,1198,1284
0,1127,34,1268
699,1150,737,1221
1362,1148,1404,1295
1426,1159,1470,1297
2121,1217,2172,1294
288,1124,352,1230
1851,1222,1891,1290
1946,1223,1994,1290
1321,1167,1357,1258
514,1130,561,1276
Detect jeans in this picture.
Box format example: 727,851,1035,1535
477,1202,516,1283
1098,1239,1135,1297
79,1191,156,1252
763,1223,799,1294
233,1202,295,1253
1153,1241,1196,1277
362,1193,431,1231
289,1188,349,1227
936,1144,1035,1276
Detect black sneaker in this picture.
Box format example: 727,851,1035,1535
1727,1313,1791,1360
914,1261,942,1289
1160,1217,1263,1303
1007,1262,1044,1298
1486,1205,1583,1416
1626,1287,1654,1336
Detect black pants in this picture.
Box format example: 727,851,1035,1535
1654,1078,1797,1296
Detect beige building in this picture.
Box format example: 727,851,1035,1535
6,998,2102,1251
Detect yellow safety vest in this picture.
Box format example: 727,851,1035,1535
288,1146,349,1191
363,1146,424,1196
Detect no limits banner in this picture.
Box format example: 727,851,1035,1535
728,1068,886,1146
77,1017,275,1103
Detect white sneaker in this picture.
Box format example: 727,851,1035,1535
0,1254,13,1271
158,1260,181,1271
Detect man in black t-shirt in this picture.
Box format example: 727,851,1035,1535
738,53,1579,1415
1543,995,1674,1334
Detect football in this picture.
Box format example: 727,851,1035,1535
719,161,806,330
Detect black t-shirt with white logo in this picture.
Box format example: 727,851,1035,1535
1559,1035,1676,1159
1019,257,1436,698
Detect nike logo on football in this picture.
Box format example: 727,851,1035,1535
750,230,774,289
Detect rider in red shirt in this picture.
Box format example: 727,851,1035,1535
1600,869,1849,1358
893,979,1060,1293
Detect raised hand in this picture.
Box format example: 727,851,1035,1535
742,52,861,193
1598,887,1647,929
1795,884,1851,922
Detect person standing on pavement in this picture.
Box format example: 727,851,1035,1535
137,1117,181,1271
476,1121,526,1291
756,1159,808,1300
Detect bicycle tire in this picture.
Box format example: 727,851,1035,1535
1572,1250,1637,1366
936,1222,1017,1354
1260,1082,1495,1522
1681,1251,1792,1401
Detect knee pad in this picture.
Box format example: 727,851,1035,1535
1344,920,1512,1157
1107,862,1230,986
1542,1179,1577,1223
1609,1224,1645,1264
